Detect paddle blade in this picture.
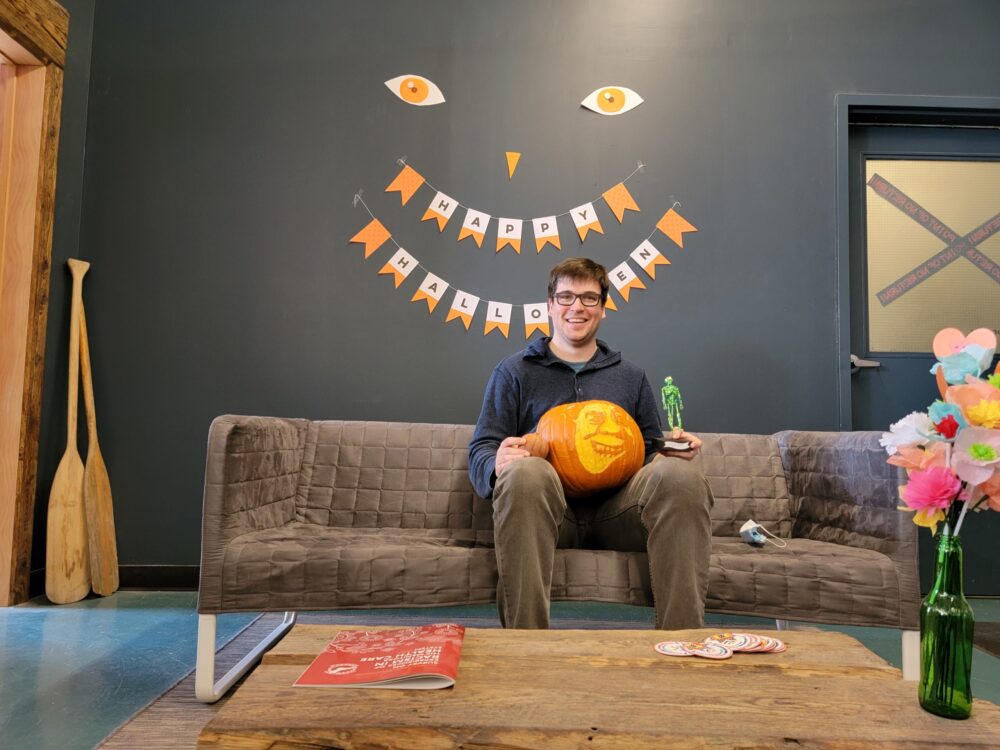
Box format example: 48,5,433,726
46,452,90,604
84,447,119,595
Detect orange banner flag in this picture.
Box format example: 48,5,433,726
523,303,550,338
532,216,561,252
609,260,646,302
656,207,698,248
445,290,479,330
385,164,425,206
571,202,604,242
496,218,523,254
458,208,490,248
349,218,391,259
603,293,618,312
421,191,458,232
484,301,512,338
630,240,670,279
410,272,449,313
378,248,418,288
602,183,640,223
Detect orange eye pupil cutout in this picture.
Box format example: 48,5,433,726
399,78,429,103
598,87,625,113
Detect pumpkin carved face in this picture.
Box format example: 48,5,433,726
525,400,645,497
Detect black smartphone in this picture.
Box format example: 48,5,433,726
648,436,693,452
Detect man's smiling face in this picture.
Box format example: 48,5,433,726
547,275,606,353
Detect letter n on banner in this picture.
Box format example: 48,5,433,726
532,216,561,252
458,208,490,247
378,248,418,288
411,272,449,313
609,260,646,302
497,218,523,254
445,290,480,330
421,191,458,232
571,202,604,242
523,302,549,338
485,301,513,338
630,240,670,279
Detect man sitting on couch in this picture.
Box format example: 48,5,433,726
468,257,715,630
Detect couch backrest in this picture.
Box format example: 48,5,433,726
695,433,793,537
296,421,491,530
295,421,793,537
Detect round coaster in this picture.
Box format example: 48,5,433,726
688,640,733,660
708,632,761,652
654,640,696,657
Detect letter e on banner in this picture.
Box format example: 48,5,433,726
609,260,646,302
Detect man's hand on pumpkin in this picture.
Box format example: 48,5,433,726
495,436,530,475
660,431,702,461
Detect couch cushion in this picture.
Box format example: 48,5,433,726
218,523,497,611
706,537,906,626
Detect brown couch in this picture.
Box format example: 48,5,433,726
195,415,920,701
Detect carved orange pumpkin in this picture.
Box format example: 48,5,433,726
524,400,645,497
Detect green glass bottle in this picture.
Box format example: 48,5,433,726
919,533,974,719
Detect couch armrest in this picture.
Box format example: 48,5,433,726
776,430,919,626
198,415,309,612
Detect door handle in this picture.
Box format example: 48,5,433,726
850,353,881,374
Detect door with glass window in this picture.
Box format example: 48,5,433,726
848,124,1000,593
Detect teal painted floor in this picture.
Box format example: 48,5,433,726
1,593,998,750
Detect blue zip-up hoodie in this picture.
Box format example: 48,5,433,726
468,336,664,499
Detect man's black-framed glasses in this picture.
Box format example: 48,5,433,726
552,292,603,307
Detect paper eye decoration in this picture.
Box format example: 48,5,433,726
580,86,643,116
385,75,446,106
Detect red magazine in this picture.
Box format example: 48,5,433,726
293,623,465,689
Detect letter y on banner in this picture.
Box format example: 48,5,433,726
571,202,604,242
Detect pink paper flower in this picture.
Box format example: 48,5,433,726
901,466,961,512
887,443,948,473
952,427,1000,486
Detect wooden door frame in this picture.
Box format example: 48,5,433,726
0,0,68,606
834,93,1000,431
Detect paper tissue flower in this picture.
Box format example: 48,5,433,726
885,327,1000,538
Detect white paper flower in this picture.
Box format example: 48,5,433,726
879,411,935,455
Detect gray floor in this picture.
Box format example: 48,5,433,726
1,592,998,750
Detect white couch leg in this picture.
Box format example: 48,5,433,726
901,629,919,681
195,612,297,703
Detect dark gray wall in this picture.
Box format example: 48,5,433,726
36,1,1000,581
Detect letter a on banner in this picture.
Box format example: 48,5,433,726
349,218,391,258
523,302,550,338
532,216,561,253
421,191,458,232
458,208,490,248
656,207,698,248
485,301,513,338
496,218,523,254
385,164,425,206
609,260,646,302
378,248,418,288
445,290,480,330
411,272,449,313
602,183,640,223
630,240,670,279
571,202,604,242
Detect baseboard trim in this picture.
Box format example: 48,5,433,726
28,565,200,597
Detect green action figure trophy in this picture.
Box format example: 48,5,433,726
660,376,691,451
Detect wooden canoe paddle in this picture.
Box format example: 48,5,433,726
46,259,91,603
80,299,119,595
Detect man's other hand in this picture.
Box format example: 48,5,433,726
496,436,531,475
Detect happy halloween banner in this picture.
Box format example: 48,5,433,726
349,201,694,339
385,161,649,252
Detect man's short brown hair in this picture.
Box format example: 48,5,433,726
547,257,609,303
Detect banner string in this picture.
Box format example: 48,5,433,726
397,156,646,222
352,192,673,310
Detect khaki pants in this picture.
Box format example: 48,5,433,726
492,456,714,630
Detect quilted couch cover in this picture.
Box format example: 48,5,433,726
197,416,919,629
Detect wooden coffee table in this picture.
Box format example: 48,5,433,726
198,626,1000,749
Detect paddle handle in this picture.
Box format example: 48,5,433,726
66,259,89,450
79,306,98,443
